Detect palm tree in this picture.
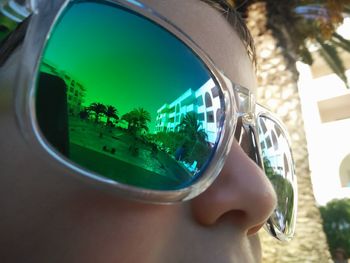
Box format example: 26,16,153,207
235,0,350,87
105,105,119,126
228,1,344,261
204,0,348,261
177,112,207,142
133,107,151,131
121,112,134,130
122,107,151,135
79,107,90,121
89,102,106,123
176,112,210,166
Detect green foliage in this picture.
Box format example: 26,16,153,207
332,33,350,53
176,112,210,165
319,198,350,258
121,107,151,135
317,38,350,88
105,105,119,126
154,113,211,168
79,107,90,120
152,131,185,153
177,112,208,143
89,102,107,123
263,157,295,226
234,0,350,88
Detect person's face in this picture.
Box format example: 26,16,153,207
0,0,277,262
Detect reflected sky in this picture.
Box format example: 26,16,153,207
42,1,210,132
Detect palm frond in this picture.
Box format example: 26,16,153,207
230,0,350,88
331,32,350,53
343,6,350,14
317,37,350,88
299,45,314,65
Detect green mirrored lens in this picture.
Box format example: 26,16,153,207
35,1,225,190
257,115,296,237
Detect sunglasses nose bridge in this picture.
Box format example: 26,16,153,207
234,116,262,167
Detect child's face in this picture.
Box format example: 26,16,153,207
0,0,277,262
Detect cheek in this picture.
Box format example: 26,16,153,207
247,234,262,262
61,192,185,262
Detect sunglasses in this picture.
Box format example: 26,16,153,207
11,0,297,241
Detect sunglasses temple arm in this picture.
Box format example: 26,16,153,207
243,122,264,168
0,14,30,66
0,0,36,44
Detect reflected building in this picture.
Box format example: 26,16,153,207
258,117,293,179
41,60,86,116
155,78,222,144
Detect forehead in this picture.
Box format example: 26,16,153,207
142,0,257,93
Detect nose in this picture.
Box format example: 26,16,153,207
191,140,277,235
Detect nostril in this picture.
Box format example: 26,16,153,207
191,140,278,233
220,210,248,225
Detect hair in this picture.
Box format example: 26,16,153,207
0,1,256,66
199,0,256,66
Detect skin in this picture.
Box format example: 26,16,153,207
0,0,277,262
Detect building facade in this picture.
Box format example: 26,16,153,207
41,60,86,116
155,78,223,144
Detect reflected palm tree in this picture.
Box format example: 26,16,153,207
79,107,90,121
122,107,151,135
133,107,151,131
178,112,207,142
105,105,119,126
263,157,294,226
89,102,106,123
121,112,134,131
176,113,209,169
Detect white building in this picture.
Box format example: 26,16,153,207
297,48,350,205
155,78,223,144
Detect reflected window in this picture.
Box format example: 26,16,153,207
259,118,267,134
266,135,272,149
284,153,290,175
198,113,205,121
207,111,214,123
211,86,219,98
205,92,212,107
271,130,278,151
196,96,203,106
275,123,281,137
216,109,222,128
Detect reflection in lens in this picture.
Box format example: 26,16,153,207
257,116,296,238
35,1,225,190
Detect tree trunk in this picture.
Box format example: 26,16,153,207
246,3,332,262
